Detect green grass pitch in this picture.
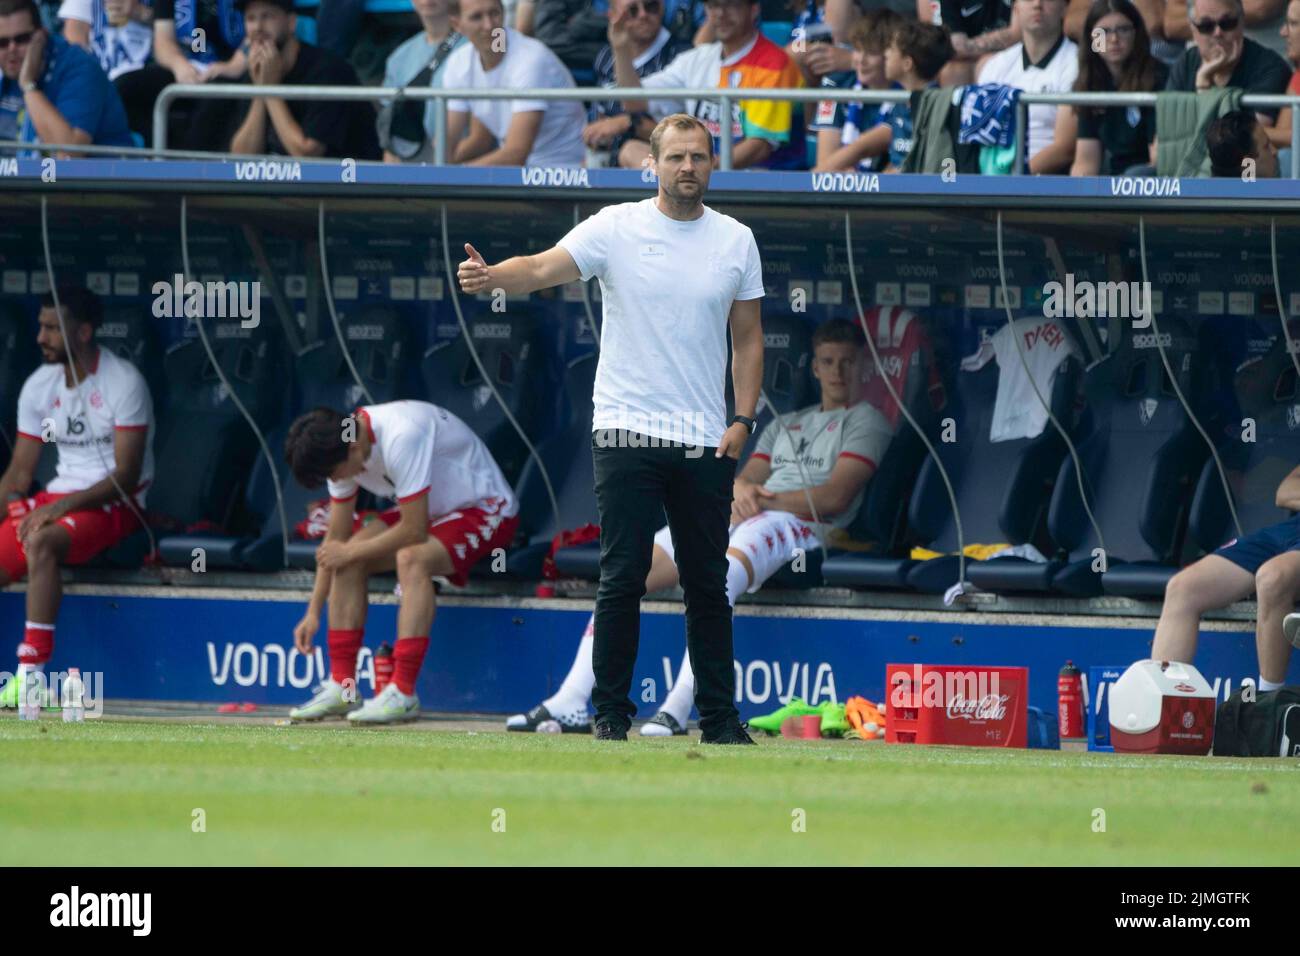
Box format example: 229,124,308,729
3,719,1298,866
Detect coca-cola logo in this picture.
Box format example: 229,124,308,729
946,693,1010,721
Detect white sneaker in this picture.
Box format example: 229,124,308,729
347,682,420,725
1285,613,1300,650
289,679,356,722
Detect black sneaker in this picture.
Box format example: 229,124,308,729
593,717,629,741
700,721,756,745
505,703,592,734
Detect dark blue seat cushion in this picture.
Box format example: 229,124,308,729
553,540,602,580
1102,561,1178,597
965,556,1060,593
157,533,245,570
821,554,916,588
1050,558,1105,597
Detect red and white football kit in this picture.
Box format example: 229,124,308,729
0,348,154,582
325,401,520,587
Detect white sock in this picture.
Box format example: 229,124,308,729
1259,677,1285,692
542,614,595,716
658,555,752,726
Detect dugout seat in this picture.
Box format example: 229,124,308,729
822,329,1078,593
499,353,601,580
987,319,1210,597
153,322,288,566
1187,321,1300,556
0,301,38,461
422,313,557,489
296,305,416,410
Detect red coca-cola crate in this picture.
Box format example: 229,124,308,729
885,664,1028,748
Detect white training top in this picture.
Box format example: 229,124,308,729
326,401,518,519
960,316,1080,443
558,198,765,448
441,28,586,167
17,347,155,504
977,35,1078,160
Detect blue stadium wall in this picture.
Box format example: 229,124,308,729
1,589,1291,718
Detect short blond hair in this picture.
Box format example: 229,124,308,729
649,114,713,159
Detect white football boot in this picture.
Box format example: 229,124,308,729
289,679,356,722
347,682,420,725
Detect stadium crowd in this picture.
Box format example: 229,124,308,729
0,0,1297,173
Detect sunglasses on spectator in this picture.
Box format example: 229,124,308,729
628,0,662,14
1192,15,1240,33
0,30,35,49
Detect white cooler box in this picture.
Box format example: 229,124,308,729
1108,660,1216,755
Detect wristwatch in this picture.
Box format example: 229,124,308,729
730,414,756,435
20,79,39,94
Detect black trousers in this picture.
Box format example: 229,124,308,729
590,429,740,737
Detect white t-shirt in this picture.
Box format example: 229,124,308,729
17,347,156,504
960,317,1079,443
557,199,765,447
441,28,585,167
977,35,1078,160
326,401,518,520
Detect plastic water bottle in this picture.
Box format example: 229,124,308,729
61,667,85,723
16,665,39,721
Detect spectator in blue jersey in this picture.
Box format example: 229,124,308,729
0,0,133,154
815,18,951,172
811,6,900,167
583,0,688,166
150,0,247,84
378,0,464,163
1069,0,1167,175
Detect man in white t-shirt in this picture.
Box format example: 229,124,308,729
282,401,520,724
442,0,585,166
458,114,765,744
506,318,892,737
0,286,153,710
977,0,1078,173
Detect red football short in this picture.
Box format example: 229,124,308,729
0,490,140,581
372,503,520,587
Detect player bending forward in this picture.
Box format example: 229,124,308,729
0,286,154,708
508,318,891,735
284,401,519,724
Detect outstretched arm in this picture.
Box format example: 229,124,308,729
457,243,581,296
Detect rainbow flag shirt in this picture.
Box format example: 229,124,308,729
642,33,805,169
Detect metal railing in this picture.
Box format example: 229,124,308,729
139,82,1293,178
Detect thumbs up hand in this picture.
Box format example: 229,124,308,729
458,243,491,294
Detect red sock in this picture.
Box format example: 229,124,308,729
18,622,54,667
392,637,429,696
327,629,364,685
